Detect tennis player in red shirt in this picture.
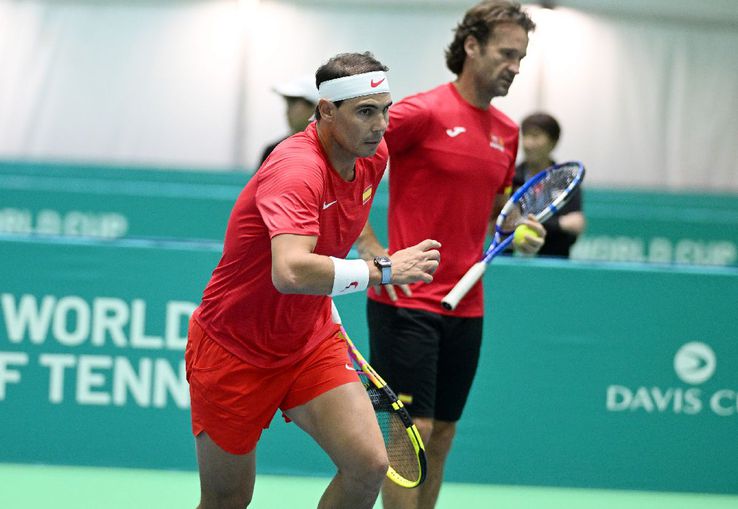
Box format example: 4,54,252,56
358,3,543,508
186,52,441,509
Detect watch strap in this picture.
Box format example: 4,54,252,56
373,256,392,285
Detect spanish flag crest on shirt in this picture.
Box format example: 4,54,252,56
490,134,505,152
362,185,373,205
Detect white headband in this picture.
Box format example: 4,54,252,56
318,71,390,102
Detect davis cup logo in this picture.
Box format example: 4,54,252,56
606,340,738,416
674,341,716,384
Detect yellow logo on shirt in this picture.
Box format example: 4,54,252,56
362,185,373,205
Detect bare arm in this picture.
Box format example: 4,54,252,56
487,193,508,237
356,222,386,261
558,211,586,235
271,233,441,295
271,234,333,294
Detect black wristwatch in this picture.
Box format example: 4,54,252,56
373,256,392,285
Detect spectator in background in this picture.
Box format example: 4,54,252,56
258,74,320,165
515,112,585,257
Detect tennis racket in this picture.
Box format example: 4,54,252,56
441,161,585,310
330,301,426,489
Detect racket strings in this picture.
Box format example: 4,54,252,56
500,164,579,231
359,373,421,483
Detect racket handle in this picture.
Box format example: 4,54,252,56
330,300,342,324
441,262,487,311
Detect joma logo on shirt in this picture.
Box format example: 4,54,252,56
445,126,466,138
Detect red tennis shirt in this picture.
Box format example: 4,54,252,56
194,122,388,367
369,83,518,317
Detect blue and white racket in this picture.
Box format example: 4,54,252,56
441,161,585,310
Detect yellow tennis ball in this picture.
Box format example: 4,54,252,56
513,224,540,247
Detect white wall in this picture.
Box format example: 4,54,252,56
0,0,244,168
0,0,736,191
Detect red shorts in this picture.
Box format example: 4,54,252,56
185,318,358,455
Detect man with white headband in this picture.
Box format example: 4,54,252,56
185,51,441,509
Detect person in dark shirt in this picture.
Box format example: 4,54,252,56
514,112,585,257
258,74,319,165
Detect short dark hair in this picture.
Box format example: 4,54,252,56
445,1,535,75
314,52,389,119
521,112,561,143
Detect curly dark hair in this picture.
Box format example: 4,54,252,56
445,1,535,75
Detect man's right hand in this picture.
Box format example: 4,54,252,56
389,239,441,285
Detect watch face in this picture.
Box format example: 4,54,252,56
375,256,391,267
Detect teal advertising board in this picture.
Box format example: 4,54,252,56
2,160,737,266
464,257,738,493
1,236,736,493
571,189,738,266
0,236,367,474
0,161,246,242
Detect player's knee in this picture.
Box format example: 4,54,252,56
363,450,390,486
344,449,389,490
430,421,457,451
413,417,434,444
434,421,456,439
200,487,252,509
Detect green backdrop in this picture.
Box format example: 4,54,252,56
570,189,738,266
2,160,737,266
2,160,737,493
0,236,736,494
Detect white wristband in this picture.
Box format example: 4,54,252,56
329,257,369,296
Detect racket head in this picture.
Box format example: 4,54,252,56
341,328,427,488
496,161,585,235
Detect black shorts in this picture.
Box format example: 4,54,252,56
366,299,483,422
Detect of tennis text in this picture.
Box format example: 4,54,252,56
0,293,193,408
0,352,188,408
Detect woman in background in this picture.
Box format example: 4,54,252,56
515,112,586,258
